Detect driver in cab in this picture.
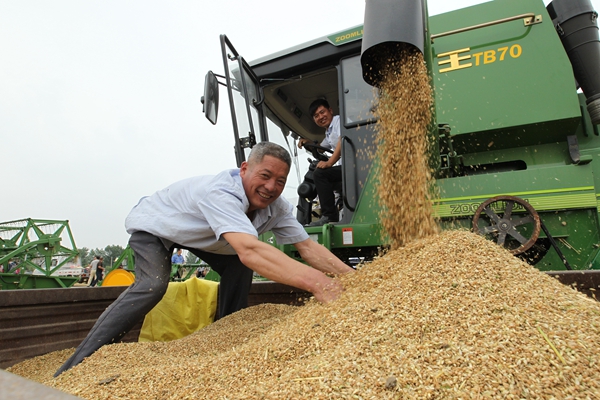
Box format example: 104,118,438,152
298,99,342,226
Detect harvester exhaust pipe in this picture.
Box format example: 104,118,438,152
360,0,428,87
547,0,600,125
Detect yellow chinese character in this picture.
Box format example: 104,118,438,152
437,48,472,73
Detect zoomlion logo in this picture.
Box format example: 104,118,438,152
448,199,528,215
328,28,364,46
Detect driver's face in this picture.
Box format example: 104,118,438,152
313,106,334,129
240,155,289,212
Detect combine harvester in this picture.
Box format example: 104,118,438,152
201,0,600,284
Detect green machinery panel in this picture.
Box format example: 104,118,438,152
430,0,581,150
0,219,80,289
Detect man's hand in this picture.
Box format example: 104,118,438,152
222,232,346,304
294,238,355,275
316,159,334,169
298,138,309,149
311,278,344,303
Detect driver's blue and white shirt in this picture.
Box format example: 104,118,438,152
320,115,341,167
125,169,309,255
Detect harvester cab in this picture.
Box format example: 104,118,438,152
203,0,600,272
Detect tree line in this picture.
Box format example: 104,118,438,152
78,245,125,268
78,246,204,268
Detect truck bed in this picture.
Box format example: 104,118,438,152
1,273,598,369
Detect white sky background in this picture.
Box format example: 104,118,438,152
1,0,598,249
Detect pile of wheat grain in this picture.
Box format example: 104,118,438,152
371,44,439,249
10,230,600,399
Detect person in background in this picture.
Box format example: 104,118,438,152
55,142,354,376
86,256,100,287
298,99,342,226
95,257,105,285
171,248,184,264
196,266,208,278
171,248,184,279
7,260,18,272
90,257,104,287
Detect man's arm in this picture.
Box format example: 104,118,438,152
293,238,354,275
317,138,341,169
222,232,343,303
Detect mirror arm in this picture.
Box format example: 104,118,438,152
212,73,228,83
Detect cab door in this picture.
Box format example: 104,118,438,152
220,35,267,167
339,54,378,223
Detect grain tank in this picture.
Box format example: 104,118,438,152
203,0,600,272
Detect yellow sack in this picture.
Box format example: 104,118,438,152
139,277,219,342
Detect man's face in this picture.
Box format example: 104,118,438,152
313,105,334,129
240,155,289,212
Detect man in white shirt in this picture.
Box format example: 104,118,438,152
298,99,343,226
55,141,353,376
86,256,100,287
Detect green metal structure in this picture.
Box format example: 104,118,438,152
202,0,600,272
100,246,217,286
0,219,80,289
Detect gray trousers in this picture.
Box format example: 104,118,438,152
54,231,253,376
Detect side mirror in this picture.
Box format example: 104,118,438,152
201,71,219,125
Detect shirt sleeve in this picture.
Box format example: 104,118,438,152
321,116,341,150
328,116,341,147
270,202,310,245
320,137,332,150
197,185,258,241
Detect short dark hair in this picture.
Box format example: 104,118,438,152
309,99,330,117
248,142,291,169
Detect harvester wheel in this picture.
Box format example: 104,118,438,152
472,195,541,255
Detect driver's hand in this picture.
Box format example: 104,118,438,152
317,160,333,169
298,138,308,149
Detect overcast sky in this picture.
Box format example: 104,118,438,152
2,0,598,250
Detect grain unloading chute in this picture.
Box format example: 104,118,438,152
360,0,429,87
0,219,80,289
